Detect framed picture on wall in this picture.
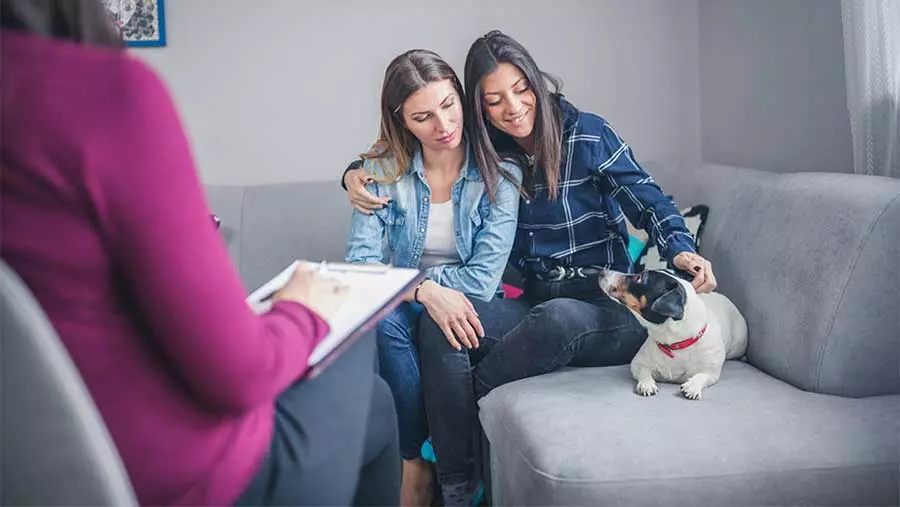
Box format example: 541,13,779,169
101,0,167,47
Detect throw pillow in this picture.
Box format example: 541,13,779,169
631,205,709,272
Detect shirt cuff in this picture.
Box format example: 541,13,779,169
341,159,364,191
662,235,697,265
424,265,443,285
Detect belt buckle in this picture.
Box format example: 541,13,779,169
545,267,566,282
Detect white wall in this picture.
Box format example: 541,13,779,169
136,0,701,185
698,0,853,173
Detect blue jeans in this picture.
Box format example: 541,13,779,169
376,301,428,460
418,276,647,505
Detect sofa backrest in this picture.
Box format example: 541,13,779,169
205,181,353,291
644,162,900,398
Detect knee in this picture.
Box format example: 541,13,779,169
376,310,415,349
417,312,463,358
528,298,590,340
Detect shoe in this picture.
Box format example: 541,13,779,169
472,483,485,506
421,438,437,463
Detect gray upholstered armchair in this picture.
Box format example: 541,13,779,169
0,259,136,506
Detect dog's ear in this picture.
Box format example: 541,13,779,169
649,285,686,321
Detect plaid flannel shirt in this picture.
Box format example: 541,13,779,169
512,97,696,280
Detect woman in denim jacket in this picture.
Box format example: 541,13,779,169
344,49,521,506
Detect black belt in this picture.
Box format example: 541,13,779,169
532,265,607,282
524,265,610,302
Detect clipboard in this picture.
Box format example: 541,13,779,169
246,261,424,379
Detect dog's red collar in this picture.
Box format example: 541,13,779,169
657,323,708,358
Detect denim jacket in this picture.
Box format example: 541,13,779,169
345,142,522,301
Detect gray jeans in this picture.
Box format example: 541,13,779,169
236,333,400,506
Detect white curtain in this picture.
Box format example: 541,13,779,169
841,0,900,178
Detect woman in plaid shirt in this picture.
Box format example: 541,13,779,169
345,31,719,506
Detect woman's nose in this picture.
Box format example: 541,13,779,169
507,94,523,115
436,112,452,133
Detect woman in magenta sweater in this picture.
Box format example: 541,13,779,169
0,1,400,505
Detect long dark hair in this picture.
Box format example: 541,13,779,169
363,49,511,201
0,0,122,47
464,30,564,199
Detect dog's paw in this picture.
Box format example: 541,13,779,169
680,379,703,400
635,379,659,397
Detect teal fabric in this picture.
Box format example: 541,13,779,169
420,439,436,463
627,235,645,262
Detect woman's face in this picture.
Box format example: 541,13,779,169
400,79,463,152
480,62,537,140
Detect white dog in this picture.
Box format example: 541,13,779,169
598,269,748,400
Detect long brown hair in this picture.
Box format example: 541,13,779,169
1,0,122,48
362,49,514,201
464,30,564,200
362,50,464,182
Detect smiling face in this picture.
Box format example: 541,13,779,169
599,270,689,325
480,62,537,141
399,79,463,153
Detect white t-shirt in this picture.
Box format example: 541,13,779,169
419,200,461,270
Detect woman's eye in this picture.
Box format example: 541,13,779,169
485,100,501,107
515,86,530,94
442,101,455,110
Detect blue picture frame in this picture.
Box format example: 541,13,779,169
103,0,167,48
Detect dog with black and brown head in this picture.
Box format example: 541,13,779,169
599,269,748,400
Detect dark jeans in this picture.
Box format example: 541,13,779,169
418,276,647,505
375,302,428,459
236,332,401,506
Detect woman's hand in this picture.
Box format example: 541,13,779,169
344,168,390,214
274,263,350,323
673,252,717,293
417,281,484,351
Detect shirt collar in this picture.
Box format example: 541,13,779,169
558,94,579,135
408,135,481,183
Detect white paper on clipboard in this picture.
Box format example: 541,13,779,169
246,261,422,367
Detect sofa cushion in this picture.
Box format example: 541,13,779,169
642,163,900,397
632,204,710,271
479,362,899,506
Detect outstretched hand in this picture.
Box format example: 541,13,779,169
673,251,717,293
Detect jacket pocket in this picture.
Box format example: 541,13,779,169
374,206,406,250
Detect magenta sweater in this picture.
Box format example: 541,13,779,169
0,30,329,506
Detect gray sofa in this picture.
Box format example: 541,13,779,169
206,162,900,506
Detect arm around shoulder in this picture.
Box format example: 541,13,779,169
345,158,389,265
